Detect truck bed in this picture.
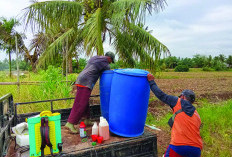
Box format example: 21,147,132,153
7,126,157,157
1,94,158,157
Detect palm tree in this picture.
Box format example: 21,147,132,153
28,27,76,74
218,54,226,63
0,17,25,77
24,0,170,71
226,55,232,68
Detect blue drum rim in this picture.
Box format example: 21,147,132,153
114,69,148,77
102,70,114,74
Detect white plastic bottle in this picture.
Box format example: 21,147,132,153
92,122,99,135
99,117,110,141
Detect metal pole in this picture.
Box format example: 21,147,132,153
66,39,68,85
50,101,53,112
15,36,20,93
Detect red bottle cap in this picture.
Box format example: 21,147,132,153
91,135,98,142
97,136,103,144
80,121,86,128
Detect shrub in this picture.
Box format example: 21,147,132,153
174,65,189,72
77,58,87,73
37,66,71,100
202,66,213,71
213,62,227,71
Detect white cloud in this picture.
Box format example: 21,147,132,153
167,0,201,8
148,2,232,58
201,5,232,23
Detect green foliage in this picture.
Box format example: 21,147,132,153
226,55,232,68
35,66,71,100
72,58,87,73
0,58,31,71
179,58,193,68
146,111,171,128
174,65,189,72
202,66,214,71
159,62,167,71
109,63,120,69
163,56,179,69
157,54,231,72
213,61,227,71
0,71,7,81
109,60,126,69
0,59,9,70
0,17,25,77
198,100,232,157
192,54,207,68
24,0,169,72
67,73,78,83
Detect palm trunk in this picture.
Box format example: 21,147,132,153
62,53,66,76
9,52,12,78
62,47,66,75
68,56,73,73
32,63,37,72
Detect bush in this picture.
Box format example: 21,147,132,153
213,62,227,71
37,66,71,100
110,62,120,69
174,65,189,72
76,58,87,73
202,66,214,71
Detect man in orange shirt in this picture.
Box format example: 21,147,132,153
147,73,202,157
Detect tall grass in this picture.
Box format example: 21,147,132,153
146,100,232,157
0,66,78,113
198,100,232,157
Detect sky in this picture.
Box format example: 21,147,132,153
0,0,232,61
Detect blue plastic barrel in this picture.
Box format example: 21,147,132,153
109,69,150,137
99,70,114,121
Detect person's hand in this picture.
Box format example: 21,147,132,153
147,73,154,81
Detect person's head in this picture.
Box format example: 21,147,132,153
179,89,195,103
105,51,115,63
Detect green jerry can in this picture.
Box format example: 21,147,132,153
27,111,62,157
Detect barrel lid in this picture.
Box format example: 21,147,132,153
102,70,114,74
114,69,149,77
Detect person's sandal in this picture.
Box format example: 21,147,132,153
65,122,79,134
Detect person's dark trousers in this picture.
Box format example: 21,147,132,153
67,86,91,125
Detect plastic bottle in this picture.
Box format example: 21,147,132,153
92,122,99,135
99,117,110,141
79,121,87,138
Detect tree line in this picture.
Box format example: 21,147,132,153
158,54,232,72
1,54,231,73
111,54,232,71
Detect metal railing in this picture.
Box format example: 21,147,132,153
0,93,14,157
15,94,99,112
